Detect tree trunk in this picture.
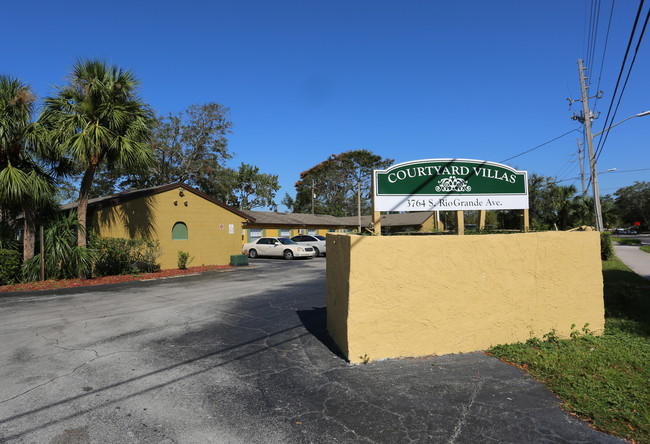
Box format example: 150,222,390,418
77,163,97,248
23,206,36,262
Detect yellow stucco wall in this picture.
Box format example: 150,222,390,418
326,231,605,364
420,213,436,232
91,188,246,269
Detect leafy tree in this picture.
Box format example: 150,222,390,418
128,102,233,189
291,149,393,216
80,102,234,199
614,181,650,231
0,74,57,261
281,193,295,212
197,163,279,210
42,59,155,250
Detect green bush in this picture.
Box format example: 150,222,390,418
92,238,161,277
0,221,19,251
22,212,95,282
177,250,191,270
0,249,21,285
600,232,614,260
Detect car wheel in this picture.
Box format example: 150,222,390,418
248,249,258,258
313,247,320,257
283,250,294,260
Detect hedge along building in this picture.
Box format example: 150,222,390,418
61,183,252,269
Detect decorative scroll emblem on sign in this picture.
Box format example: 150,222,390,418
435,176,471,193
373,158,528,212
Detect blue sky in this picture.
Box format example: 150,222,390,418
3,1,648,210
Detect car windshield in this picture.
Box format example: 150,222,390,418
315,235,326,240
278,238,296,245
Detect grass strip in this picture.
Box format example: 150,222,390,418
640,246,650,254
487,256,650,442
611,237,642,246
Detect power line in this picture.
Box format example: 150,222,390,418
593,0,616,114
595,4,650,162
587,0,602,81
554,152,579,181
557,167,650,183
593,0,647,161
557,163,580,183
499,129,579,163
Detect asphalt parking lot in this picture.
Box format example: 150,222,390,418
0,257,622,443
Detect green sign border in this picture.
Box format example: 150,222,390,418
375,159,528,196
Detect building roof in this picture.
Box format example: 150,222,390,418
240,210,345,227
60,183,254,221
338,212,435,228
243,210,435,228
60,183,435,230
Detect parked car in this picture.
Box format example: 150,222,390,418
242,237,315,260
291,234,327,256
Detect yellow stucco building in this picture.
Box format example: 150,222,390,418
63,183,252,270
240,211,441,243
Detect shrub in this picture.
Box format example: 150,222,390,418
0,221,19,251
600,232,614,260
22,212,96,282
177,250,192,270
92,237,161,277
0,249,21,285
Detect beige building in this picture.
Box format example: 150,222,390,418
240,211,349,243
61,183,443,269
241,210,441,242
62,183,252,269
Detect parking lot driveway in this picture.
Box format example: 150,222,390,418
0,258,622,443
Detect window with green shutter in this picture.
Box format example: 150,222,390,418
172,222,188,240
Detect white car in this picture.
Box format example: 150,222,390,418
242,237,315,260
291,234,327,256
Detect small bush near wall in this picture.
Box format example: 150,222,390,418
600,232,614,260
92,238,161,276
0,249,21,285
177,250,192,269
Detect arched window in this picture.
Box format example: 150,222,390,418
172,222,188,240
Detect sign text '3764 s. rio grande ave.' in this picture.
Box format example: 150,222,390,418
374,159,529,212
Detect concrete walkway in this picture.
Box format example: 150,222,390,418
614,236,650,281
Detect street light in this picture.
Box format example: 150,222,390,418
593,110,650,137
588,111,649,231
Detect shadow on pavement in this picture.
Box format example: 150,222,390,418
296,306,347,361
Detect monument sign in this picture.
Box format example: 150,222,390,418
374,159,528,212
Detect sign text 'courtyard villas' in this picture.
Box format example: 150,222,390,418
374,159,529,212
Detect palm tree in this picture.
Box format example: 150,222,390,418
554,184,577,230
42,59,154,249
0,74,56,261
22,210,95,281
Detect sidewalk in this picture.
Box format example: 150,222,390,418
614,242,650,281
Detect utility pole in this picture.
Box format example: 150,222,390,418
357,180,361,234
311,179,315,215
572,59,603,231
577,138,586,195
